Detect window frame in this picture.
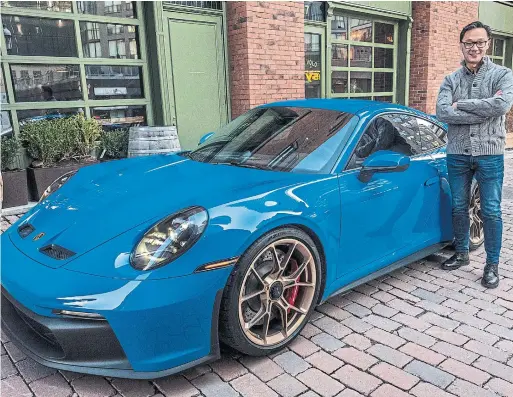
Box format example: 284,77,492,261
0,1,152,135
343,111,447,171
328,13,398,102
488,36,506,65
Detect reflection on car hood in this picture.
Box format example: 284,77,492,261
10,154,306,268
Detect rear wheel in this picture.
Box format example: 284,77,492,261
219,227,322,356
469,181,484,251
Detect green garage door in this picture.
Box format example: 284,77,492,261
166,12,228,149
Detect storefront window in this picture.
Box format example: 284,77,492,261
92,105,146,130
305,33,322,98
10,64,82,102
1,111,13,135
1,15,77,57
1,1,149,139
80,22,139,59
330,14,396,102
1,70,8,103
304,2,326,22
78,1,136,18
86,65,142,100
1,1,72,12
488,37,505,65
167,1,222,10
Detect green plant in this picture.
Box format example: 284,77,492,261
1,135,20,171
99,128,129,159
20,113,102,167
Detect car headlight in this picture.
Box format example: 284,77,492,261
130,206,208,271
40,170,77,202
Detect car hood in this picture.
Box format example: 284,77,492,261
10,154,306,268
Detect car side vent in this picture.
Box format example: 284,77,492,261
18,224,35,238
39,245,75,260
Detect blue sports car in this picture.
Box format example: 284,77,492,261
1,99,484,379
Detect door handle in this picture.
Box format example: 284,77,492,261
424,176,439,186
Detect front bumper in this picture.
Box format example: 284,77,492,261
1,234,231,378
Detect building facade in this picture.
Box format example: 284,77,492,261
1,0,513,163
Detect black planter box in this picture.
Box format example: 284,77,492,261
27,162,97,201
2,169,29,208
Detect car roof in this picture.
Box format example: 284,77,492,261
259,99,442,126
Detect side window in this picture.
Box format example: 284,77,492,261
346,114,416,170
416,117,447,148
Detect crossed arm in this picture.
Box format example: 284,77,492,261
436,69,513,125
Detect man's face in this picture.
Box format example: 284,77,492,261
460,27,490,64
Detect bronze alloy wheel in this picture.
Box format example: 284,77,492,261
237,238,317,346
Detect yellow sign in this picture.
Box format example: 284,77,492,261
305,71,321,83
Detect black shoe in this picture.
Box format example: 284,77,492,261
441,252,470,270
481,263,499,288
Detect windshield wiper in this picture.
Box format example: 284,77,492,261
212,160,269,170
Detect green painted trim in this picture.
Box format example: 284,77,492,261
479,1,513,36
222,5,232,121
136,2,153,125
1,56,146,65
0,6,142,25
331,67,395,72
328,1,411,20
505,38,513,69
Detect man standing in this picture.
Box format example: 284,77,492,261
436,21,513,288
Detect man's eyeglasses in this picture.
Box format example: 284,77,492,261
461,40,489,49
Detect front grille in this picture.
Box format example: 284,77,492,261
18,224,35,238
39,244,75,260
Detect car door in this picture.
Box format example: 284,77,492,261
336,112,445,279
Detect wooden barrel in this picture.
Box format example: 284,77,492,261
127,126,182,157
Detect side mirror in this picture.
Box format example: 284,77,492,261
358,151,410,183
198,132,215,145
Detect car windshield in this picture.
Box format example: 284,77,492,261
186,106,357,173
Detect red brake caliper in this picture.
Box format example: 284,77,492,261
285,258,300,313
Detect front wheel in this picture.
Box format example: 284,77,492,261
219,227,323,356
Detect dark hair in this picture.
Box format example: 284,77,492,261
42,85,53,95
460,21,492,42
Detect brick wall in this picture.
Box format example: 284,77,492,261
410,1,479,115
226,1,305,118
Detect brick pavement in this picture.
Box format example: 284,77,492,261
2,152,513,397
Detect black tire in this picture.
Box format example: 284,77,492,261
219,227,323,356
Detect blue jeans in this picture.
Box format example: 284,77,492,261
447,154,504,265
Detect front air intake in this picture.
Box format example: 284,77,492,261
39,244,75,260
18,224,35,238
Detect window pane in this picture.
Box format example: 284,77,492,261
304,1,326,22
92,105,146,130
77,1,136,18
168,1,222,10
17,108,82,129
305,33,321,99
332,71,348,94
374,23,394,44
374,47,393,68
80,22,139,59
374,72,393,92
1,111,13,135
350,46,372,68
350,71,372,93
332,44,348,67
374,96,393,103
86,65,143,100
10,64,82,102
2,15,77,57
1,70,8,103
494,39,504,57
0,1,72,12
416,117,446,151
331,15,348,40
350,19,372,42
